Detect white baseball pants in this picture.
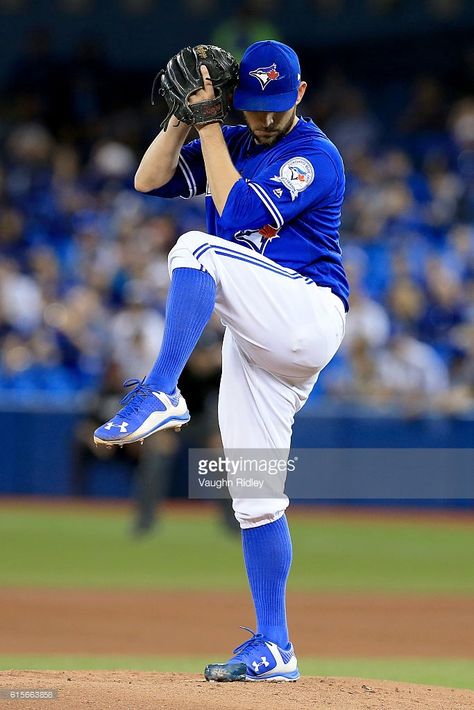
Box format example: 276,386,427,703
168,231,346,528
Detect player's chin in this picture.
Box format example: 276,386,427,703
253,131,281,146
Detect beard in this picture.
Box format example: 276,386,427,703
245,107,297,147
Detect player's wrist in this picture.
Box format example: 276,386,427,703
196,121,223,135
167,116,192,133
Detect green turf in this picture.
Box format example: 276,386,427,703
0,506,473,593
0,655,472,690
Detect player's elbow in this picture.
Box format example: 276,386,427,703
134,173,155,193
134,168,174,193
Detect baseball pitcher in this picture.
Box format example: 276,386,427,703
94,40,349,681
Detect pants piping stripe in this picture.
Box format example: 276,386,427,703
191,243,312,283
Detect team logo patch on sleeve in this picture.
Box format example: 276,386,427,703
249,64,283,90
270,157,314,201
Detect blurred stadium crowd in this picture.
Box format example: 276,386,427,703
0,29,473,419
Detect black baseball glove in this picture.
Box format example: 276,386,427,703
152,45,239,130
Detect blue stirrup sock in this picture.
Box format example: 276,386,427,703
146,267,216,394
241,514,292,649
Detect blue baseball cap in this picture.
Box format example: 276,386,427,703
233,40,301,112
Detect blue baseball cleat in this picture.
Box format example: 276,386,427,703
204,627,300,682
94,378,190,446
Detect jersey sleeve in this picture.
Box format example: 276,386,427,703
219,147,342,232
146,136,206,199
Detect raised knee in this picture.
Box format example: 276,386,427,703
174,230,208,252
168,230,213,275
168,231,208,265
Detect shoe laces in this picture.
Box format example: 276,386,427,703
118,377,156,417
232,627,264,659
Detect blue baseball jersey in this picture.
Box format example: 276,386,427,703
150,117,349,310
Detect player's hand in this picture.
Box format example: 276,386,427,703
188,65,215,105
153,45,238,130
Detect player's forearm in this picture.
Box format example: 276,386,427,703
134,119,192,192
196,123,240,215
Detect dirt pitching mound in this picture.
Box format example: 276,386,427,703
1,671,473,710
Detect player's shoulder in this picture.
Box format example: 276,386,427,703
278,118,345,189
286,117,343,166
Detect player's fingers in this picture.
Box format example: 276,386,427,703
200,64,212,83
198,64,215,100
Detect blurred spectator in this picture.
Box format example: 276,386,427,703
419,259,466,356
110,281,165,379
323,88,380,160
343,285,390,349
375,333,450,409
398,77,448,137
0,258,42,333
71,359,141,497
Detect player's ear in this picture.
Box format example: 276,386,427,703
296,81,307,106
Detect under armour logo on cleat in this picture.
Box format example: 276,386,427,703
252,657,270,671
104,421,129,433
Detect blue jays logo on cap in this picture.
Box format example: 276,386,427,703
249,64,283,91
233,40,301,112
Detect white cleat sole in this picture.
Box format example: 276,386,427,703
204,662,299,683
94,413,190,447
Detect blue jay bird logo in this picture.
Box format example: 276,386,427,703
288,165,307,182
249,64,283,91
234,224,280,253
